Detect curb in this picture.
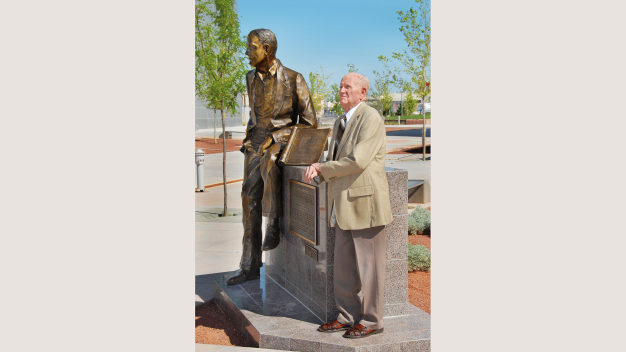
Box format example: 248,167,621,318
196,179,243,192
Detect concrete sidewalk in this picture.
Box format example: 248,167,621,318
195,182,246,305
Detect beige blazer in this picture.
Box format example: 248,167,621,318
319,103,393,230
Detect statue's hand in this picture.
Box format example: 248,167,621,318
256,136,273,157
243,140,254,153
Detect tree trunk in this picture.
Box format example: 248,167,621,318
213,108,217,144
422,103,426,161
221,101,227,217
399,93,402,125
422,67,427,161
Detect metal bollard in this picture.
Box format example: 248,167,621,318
195,148,205,192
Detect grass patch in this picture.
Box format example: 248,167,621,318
385,113,431,120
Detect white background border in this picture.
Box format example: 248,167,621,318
1,0,625,351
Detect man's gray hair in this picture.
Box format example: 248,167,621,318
249,28,277,57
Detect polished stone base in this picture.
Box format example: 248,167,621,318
214,267,430,352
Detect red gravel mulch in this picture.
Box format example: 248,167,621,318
385,126,422,132
195,138,243,155
195,300,250,346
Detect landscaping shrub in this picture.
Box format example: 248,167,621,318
408,206,430,235
408,243,430,272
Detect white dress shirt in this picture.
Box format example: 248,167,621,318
344,102,362,124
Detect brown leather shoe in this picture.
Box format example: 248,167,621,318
343,324,384,338
317,320,351,333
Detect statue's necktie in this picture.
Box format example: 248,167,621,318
334,115,347,160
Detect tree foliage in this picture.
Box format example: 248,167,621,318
308,67,332,117
195,0,247,116
393,0,430,159
347,63,358,73
404,88,417,115
371,55,395,117
393,0,430,104
195,0,247,216
329,83,343,115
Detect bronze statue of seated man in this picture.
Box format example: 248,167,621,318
227,28,317,285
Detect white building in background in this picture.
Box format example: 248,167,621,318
366,92,431,115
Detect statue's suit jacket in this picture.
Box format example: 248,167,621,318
243,59,317,145
319,103,393,230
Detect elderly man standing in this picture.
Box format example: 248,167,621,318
228,29,317,285
304,73,393,338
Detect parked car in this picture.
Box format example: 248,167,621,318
416,103,431,113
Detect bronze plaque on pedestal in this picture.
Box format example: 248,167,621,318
289,180,317,246
278,127,331,166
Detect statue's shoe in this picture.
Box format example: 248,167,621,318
261,225,281,251
226,267,260,285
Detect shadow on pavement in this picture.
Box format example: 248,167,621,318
196,272,233,302
386,128,431,137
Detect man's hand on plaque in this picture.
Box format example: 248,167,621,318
304,163,321,184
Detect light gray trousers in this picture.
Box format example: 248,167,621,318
333,224,386,330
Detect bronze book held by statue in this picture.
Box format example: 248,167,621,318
278,127,331,166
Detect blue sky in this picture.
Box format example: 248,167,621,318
237,0,429,92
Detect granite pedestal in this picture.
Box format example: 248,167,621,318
213,166,430,351
266,166,411,321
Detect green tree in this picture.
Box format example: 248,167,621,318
347,63,358,73
404,88,417,115
329,83,343,115
193,1,219,143
393,0,430,160
195,0,247,216
308,67,332,123
371,55,395,117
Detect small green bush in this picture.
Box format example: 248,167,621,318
408,243,430,272
408,207,431,235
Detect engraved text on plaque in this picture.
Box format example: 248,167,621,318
289,180,317,246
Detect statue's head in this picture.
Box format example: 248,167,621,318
246,29,277,68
